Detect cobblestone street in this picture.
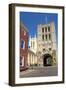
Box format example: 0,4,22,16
20,65,58,78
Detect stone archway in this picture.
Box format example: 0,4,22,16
43,54,52,66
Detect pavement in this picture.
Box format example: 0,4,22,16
20,65,58,78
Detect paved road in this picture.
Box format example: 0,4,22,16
20,65,58,78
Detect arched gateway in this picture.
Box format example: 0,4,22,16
43,54,52,66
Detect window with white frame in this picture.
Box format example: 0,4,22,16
21,40,25,49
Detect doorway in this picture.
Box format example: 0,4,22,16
43,54,52,66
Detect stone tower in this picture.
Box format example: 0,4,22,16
37,22,57,66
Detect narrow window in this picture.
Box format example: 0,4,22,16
42,28,44,33
48,26,50,32
45,27,47,32
21,40,25,49
42,35,44,40
45,34,47,40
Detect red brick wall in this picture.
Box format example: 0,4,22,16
20,26,28,71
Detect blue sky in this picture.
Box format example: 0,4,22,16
20,12,58,47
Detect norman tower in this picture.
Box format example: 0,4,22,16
37,22,57,66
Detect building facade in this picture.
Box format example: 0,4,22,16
37,22,57,66
20,23,28,71
28,35,38,67
29,35,37,54
28,49,37,67
20,21,57,71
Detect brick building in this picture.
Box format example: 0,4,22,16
20,23,28,71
